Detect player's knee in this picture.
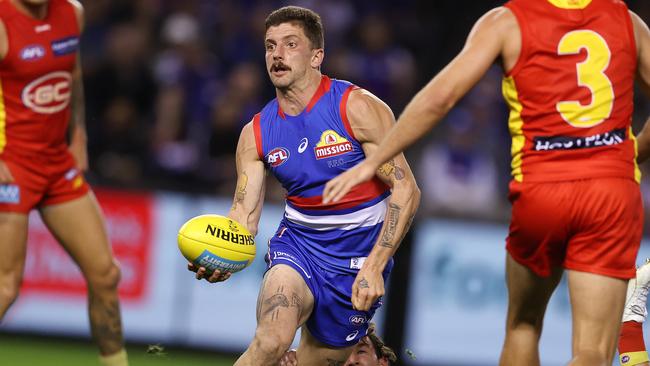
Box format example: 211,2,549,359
87,261,121,292
0,275,21,307
251,331,294,361
570,349,608,366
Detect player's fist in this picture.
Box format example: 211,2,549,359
187,263,232,283
280,349,298,366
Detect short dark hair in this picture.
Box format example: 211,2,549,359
265,6,324,49
367,323,398,363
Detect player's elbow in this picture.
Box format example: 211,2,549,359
428,89,456,118
394,179,421,212
409,181,422,213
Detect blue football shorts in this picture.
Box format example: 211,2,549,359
264,222,391,348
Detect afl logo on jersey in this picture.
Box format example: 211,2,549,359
314,130,353,159
19,45,45,61
266,147,290,167
22,71,71,114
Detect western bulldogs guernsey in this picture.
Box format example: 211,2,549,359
254,75,392,275
254,75,392,347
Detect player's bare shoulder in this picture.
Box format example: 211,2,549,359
236,119,262,162
479,7,520,72
66,0,85,32
346,88,395,144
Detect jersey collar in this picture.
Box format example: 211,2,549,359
547,0,592,10
278,75,332,119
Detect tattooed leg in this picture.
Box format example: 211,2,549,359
235,264,313,366
88,287,125,355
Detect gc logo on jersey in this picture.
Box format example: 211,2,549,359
266,147,290,167
314,130,353,159
22,71,71,114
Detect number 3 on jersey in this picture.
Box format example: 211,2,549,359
556,30,614,128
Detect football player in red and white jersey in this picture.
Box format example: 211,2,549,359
0,1,127,365
325,1,650,365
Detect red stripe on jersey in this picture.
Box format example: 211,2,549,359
252,113,263,160
306,75,332,112
340,85,359,140
287,178,388,211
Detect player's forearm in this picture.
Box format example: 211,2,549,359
228,172,265,236
363,181,420,271
637,116,650,164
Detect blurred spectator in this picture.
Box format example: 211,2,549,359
417,108,500,217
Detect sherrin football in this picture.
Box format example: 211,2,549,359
178,214,256,274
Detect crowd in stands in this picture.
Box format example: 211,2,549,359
82,0,650,225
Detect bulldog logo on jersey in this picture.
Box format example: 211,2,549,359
314,130,353,160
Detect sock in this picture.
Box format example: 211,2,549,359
619,321,649,365
99,349,129,366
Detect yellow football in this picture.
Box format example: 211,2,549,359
177,214,256,273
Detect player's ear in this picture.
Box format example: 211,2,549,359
379,357,389,366
311,48,324,69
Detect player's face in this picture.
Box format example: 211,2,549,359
264,22,321,89
344,337,388,366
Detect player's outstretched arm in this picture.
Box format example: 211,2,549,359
346,89,421,311
189,121,266,283
323,7,513,204
631,11,650,164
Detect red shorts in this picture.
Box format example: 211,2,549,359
506,178,642,280
0,151,89,213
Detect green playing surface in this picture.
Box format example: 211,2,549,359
0,334,237,366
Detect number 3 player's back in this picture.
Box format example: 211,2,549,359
503,0,638,184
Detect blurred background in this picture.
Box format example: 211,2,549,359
3,0,650,365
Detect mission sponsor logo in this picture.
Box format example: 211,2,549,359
266,147,290,167
314,130,353,159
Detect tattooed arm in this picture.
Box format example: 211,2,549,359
190,120,266,282
229,121,267,236
346,89,421,311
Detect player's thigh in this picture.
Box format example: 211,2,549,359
255,264,314,342
504,253,563,326
0,212,29,286
296,325,353,366
38,191,115,278
568,270,626,355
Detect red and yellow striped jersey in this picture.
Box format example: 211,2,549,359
503,0,639,183
0,0,79,159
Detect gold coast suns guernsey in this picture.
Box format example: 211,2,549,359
0,0,79,159
503,0,639,183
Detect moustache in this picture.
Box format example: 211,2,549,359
270,63,291,72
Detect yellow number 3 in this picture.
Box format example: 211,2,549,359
556,30,614,128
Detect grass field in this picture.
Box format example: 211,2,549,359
0,334,237,366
